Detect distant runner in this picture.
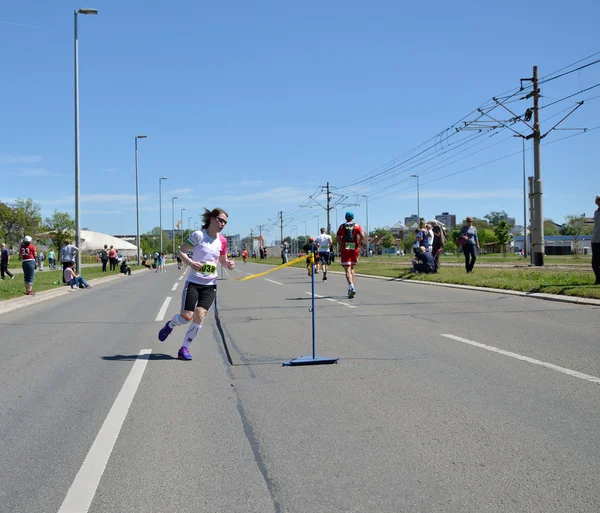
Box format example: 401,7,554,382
315,227,333,281
336,211,365,298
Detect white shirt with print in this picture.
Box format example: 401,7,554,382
186,229,227,286
315,233,332,252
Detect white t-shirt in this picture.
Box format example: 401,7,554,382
315,233,332,252
186,229,227,286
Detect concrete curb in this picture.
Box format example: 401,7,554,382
0,264,177,317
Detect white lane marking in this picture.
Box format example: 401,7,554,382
57,349,152,513
171,282,179,291
305,292,356,309
155,297,172,321
265,279,283,285
178,275,184,281
246,272,253,276
441,334,600,385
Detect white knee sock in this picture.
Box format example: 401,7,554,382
182,323,202,348
169,313,190,328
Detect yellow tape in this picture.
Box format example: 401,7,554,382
223,254,309,281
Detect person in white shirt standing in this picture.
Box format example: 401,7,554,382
158,207,235,361
315,227,333,281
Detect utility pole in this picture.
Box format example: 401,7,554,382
324,182,331,234
530,66,544,266
279,211,284,245
528,176,534,265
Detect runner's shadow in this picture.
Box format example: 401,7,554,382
101,353,176,361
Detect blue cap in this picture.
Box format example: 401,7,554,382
345,211,354,220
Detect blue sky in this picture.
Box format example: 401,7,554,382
2,1,599,244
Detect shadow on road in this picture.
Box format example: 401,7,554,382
101,353,176,361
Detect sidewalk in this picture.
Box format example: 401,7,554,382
0,265,175,317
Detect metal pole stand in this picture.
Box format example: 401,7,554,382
283,249,339,366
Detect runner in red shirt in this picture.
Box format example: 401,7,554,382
19,235,37,295
336,211,365,298
242,249,247,264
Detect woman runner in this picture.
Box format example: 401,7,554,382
158,207,235,360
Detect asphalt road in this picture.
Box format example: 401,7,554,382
1,262,599,513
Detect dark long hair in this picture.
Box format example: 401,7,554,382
201,207,228,229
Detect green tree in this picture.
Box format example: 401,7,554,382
484,210,510,227
0,198,42,246
43,210,75,251
381,232,394,250
401,231,415,254
493,220,513,256
561,214,591,257
370,227,389,238
543,219,560,236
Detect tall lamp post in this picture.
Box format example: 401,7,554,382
313,215,320,235
171,196,178,256
188,216,193,234
74,7,98,271
290,225,297,254
180,208,186,247
303,220,307,239
410,174,420,222
134,135,147,265
158,177,167,253
361,195,369,257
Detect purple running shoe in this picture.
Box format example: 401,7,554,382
158,320,173,342
178,347,192,360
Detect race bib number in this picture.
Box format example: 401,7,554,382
346,243,356,250
197,263,216,275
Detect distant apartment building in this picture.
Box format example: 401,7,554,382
404,214,419,228
225,234,241,253
390,222,406,240
435,212,456,230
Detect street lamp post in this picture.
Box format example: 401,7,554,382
410,174,420,222
74,7,98,272
180,208,186,247
171,196,178,256
303,220,307,239
188,216,193,234
134,135,147,265
361,195,369,257
314,215,320,235
158,177,167,253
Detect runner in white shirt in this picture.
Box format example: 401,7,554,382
315,227,333,281
158,207,235,360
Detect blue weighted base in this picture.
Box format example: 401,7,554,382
283,355,339,366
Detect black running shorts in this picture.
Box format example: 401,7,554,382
318,252,330,265
181,281,217,312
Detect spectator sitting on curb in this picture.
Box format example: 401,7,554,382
63,262,92,289
120,257,132,275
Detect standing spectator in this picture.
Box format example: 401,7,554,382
459,216,480,273
416,221,430,253
48,248,56,270
280,241,289,264
426,223,434,252
431,220,447,269
60,240,79,283
108,245,118,272
264,248,267,259
100,244,109,272
38,250,45,271
64,262,92,289
592,194,600,285
336,211,365,298
19,236,37,295
1,243,15,280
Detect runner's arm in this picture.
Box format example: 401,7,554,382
219,253,235,270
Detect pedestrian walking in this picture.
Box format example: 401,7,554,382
1,242,15,280
158,207,235,361
38,250,45,271
459,216,480,273
336,211,365,298
48,249,56,270
592,194,600,285
19,236,37,295
431,220,447,269
60,240,79,283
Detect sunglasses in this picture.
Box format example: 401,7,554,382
214,216,228,225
